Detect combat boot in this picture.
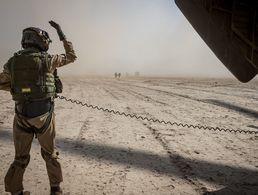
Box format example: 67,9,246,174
50,186,63,195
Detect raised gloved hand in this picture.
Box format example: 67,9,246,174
49,20,66,41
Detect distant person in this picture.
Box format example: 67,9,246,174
118,73,121,78
114,72,118,78
0,20,76,195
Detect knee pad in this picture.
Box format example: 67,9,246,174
41,148,59,161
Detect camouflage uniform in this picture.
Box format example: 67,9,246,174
0,39,76,193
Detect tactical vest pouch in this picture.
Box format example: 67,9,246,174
54,69,63,94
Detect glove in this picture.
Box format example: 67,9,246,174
49,20,66,41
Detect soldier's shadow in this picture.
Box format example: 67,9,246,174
0,128,258,195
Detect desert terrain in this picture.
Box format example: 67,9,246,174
0,77,258,195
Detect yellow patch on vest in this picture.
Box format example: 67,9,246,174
22,88,31,93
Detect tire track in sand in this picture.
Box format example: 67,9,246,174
87,81,257,174
144,124,207,194
102,88,120,100
100,85,206,194
105,81,258,120
102,82,169,106
111,79,258,100
81,85,132,194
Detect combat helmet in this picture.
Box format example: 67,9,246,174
21,27,52,51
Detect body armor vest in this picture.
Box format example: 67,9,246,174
8,50,56,101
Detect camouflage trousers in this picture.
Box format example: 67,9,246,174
4,112,63,193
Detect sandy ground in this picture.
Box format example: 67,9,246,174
0,77,258,195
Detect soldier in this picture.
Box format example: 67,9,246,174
0,21,76,195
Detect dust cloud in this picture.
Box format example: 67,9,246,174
0,0,232,78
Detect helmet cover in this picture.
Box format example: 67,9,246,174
22,27,52,51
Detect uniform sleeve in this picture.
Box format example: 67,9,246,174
0,62,11,91
47,39,77,73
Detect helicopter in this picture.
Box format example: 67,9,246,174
175,0,258,83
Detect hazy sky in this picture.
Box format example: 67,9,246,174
0,0,232,77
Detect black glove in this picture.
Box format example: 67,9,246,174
49,20,66,41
